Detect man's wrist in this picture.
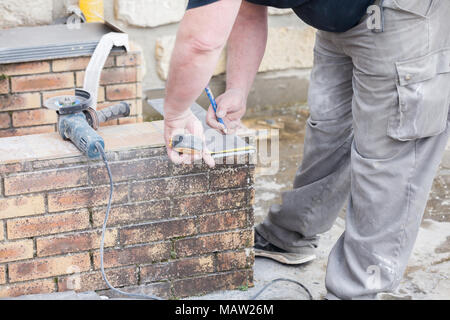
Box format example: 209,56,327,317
164,105,192,122
225,86,248,99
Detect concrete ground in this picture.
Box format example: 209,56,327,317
193,106,450,300
7,105,449,300
195,218,450,300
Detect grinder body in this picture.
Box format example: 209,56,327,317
45,89,130,159
58,113,105,159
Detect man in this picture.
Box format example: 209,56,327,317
163,0,450,299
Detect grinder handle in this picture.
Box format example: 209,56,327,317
97,102,131,123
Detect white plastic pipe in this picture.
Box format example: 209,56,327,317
83,32,129,110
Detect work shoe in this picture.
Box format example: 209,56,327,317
254,230,316,265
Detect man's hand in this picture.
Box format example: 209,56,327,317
206,88,246,134
164,109,215,168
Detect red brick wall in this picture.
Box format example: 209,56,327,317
0,145,255,298
0,51,143,138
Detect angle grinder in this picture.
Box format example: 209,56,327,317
44,89,130,159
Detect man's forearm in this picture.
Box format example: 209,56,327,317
164,1,242,120
226,2,268,97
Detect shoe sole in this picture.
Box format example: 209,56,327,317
254,249,316,265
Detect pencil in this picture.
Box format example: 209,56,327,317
205,86,227,134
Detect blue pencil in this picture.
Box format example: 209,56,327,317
205,86,227,133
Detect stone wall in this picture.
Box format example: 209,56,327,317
0,49,143,138
0,122,255,298
0,0,316,111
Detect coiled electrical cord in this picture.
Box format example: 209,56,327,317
96,142,313,300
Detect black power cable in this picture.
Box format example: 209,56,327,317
97,143,162,300
96,142,313,300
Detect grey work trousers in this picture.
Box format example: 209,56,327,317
256,0,450,299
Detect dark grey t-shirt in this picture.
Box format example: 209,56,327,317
187,0,375,33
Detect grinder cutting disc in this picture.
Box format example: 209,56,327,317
43,89,92,115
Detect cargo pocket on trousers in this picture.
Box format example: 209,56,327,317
383,0,434,18
387,48,450,141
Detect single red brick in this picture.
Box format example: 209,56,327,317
91,200,171,227
0,93,41,111
171,162,209,175
11,72,74,92
172,270,250,298
89,157,169,185
0,124,55,138
216,250,253,272
0,221,4,241
249,188,255,206
210,167,250,190
175,230,253,258
116,53,141,67
131,174,208,202
171,189,251,217
0,239,34,263
53,57,91,72
11,109,57,127
106,83,137,101
36,229,117,257
0,162,28,175
76,67,136,87
48,184,128,212
97,86,105,102
93,242,171,269
0,113,11,129
140,255,214,283
0,265,5,284
52,56,114,73
31,156,86,170
0,61,50,76
57,266,138,292
75,71,84,87
119,218,197,245
8,252,91,282
7,210,90,240
100,67,137,85
0,194,45,219
0,278,55,298
4,166,88,195
196,210,248,234
0,78,9,94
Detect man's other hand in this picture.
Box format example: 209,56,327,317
206,88,246,134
